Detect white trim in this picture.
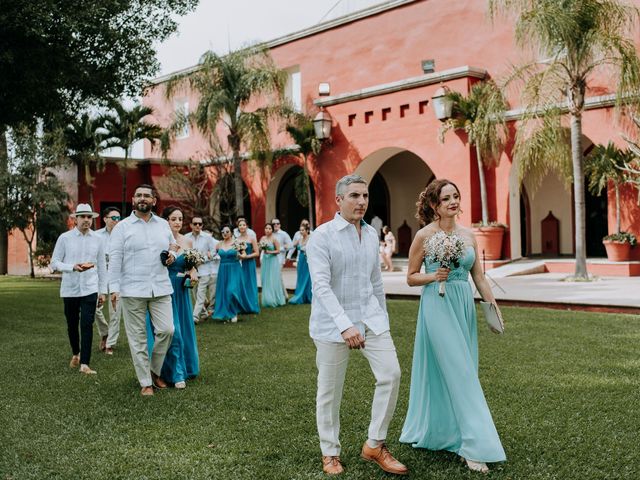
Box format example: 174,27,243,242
503,94,617,121
313,66,487,106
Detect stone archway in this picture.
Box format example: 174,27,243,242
266,163,316,235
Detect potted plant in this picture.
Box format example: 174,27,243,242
439,80,508,260
585,142,636,261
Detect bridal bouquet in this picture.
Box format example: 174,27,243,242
183,248,206,270
258,239,270,251
424,231,466,297
232,239,247,253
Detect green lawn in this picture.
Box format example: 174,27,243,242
0,276,638,479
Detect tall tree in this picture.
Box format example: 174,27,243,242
285,115,322,228
0,124,69,278
163,46,290,218
489,0,640,279
438,80,508,226
103,102,163,215
63,114,109,209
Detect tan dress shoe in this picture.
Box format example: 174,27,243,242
322,456,344,475
140,386,154,396
79,364,97,375
99,335,107,351
361,442,408,475
151,372,168,389
69,355,80,368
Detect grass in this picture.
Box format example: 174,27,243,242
0,276,639,479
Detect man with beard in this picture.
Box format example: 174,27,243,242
108,184,177,396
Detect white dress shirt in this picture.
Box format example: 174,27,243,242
307,213,389,343
233,227,256,240
50,228,107,297
273,229,292,264
94,227,112,265
184,231,219,275
108,212,175,298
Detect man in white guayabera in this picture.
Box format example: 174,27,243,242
108,184,177,397
306,174,408,476
185,216,219,323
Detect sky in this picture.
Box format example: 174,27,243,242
155,0,385,76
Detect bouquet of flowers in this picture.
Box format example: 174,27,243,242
232,239,247,254
183,248,206,270
424,231,466,297
259,239,270,251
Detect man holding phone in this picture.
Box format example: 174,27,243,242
51,203,107,375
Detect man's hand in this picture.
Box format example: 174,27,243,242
97,294,106,307
341,326,365,349
165,254,175,266
110,292,119,310
73,263,94,272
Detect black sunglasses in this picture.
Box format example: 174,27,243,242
107,216,121,221
192,222,203,226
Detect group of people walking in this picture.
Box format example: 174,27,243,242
52,174,506,475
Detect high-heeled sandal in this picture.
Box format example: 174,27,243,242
460,456,489,473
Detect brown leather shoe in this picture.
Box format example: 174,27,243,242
361,442,408,475
99,335,107,351
140,386,154,396
104,347,114,355
151,372,167,389
69,355,80,368
322,456,344,475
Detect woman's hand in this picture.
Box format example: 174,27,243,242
434,267,450,282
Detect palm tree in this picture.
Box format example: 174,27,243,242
163,46,290,218
438,80,508,226
285,115,322,228
489,0,640,279
585,142,633,235
103,102,162,215
64,113,108,208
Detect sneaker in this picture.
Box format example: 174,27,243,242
175,381,186,389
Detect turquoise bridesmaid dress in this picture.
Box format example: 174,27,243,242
288,245,312,304
146,253,199,383
260,243,287,307
212,248,242,321
400,247,506,463
238,243,260,314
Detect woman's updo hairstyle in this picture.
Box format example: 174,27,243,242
415,179,461,225
162,205,182,220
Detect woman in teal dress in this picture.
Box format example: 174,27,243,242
259,223,287,307
212,225,242,322
146,206,199,389
400,179,506,473
236,219,260,314
288,224,312,304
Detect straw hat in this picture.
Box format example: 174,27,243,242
70,203,99,218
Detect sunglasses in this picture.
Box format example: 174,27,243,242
107,216,121,221
192,222,203,226
272,222,280,225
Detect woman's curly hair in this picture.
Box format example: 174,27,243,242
415,179,461,225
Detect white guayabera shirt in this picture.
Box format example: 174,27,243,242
50,228,107,297
306,212,389,343
108,212,175,298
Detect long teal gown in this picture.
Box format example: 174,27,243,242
400,247,506,463
288,245,312,304
212,248,242,321
238,243,260,314
146,253,199,383
260,243,287,307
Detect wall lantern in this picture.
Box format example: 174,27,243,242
431,84,454,121
313,108,333,140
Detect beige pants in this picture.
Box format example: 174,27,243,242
121,296,174,387
192,273,217,321
314,327,401,456
94,293,122,348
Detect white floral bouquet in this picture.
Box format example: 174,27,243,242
424,231,466,297
232,239,247,253
259,239,270,251
183,248,206,270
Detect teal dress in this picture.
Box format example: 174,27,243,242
146,253,199,383
260,242,287,307
400,247,506,463
212,248,242,321
288,245,312,304
238,243,260,314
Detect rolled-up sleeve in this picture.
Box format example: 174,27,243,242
50,236,74,273
307,231,353,334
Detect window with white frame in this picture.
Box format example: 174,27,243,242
285,67,302,112
174,99,189,139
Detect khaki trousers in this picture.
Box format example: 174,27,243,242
314,327,401,456
94,293,122,348
121,296,174,387
192,273,217,321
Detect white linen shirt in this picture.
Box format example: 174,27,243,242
306,212,389,343
50,228,107,297
108,212,175,298
273,229,292,265
94,227,111,264
184,231,219,275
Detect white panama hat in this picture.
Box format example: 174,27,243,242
70,203,99,218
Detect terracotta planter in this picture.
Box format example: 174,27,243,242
473,226,505,260
603,240,632,262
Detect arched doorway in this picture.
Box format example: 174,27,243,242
275,166,316,236
584,180,608,257
364,172,390,234
519,186,531,257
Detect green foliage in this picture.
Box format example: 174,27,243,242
603,231,637,245
2,277,640,479
0,0,198,128
585,142,633,196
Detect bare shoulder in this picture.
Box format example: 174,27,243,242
457,225,477,246
417,223,439,241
